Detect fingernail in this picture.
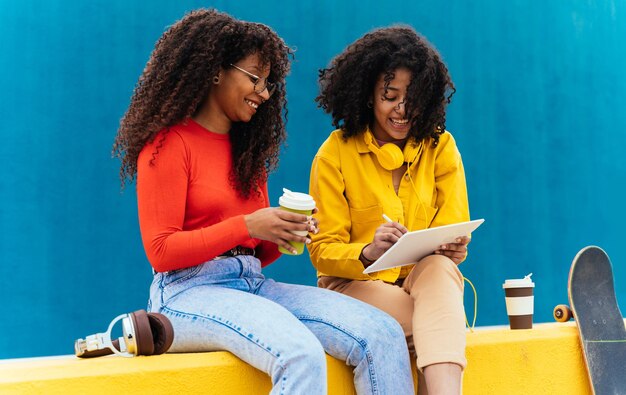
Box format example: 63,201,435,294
441,245,447,250
292,249,298,254
305,239,311,244
456,238,461,242
306,216,313,221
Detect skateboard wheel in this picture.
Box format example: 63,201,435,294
553,304,572,322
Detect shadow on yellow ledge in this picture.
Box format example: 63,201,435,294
1,320,608,394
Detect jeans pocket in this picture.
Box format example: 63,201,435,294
162,264,203,288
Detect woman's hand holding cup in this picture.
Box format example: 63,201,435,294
245,189,317,255
245,208,314,255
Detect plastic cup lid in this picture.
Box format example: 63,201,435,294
502,273,535,288
279,188,316,211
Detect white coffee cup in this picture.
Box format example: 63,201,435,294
502,273,535,329
278,188,316,255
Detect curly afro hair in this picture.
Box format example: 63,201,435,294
113,9,292,198
316,25,455,146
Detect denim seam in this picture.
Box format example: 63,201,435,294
158,266,204,304
296,314,378,394
161,305,288,376
234,256,244,277
157,275,165,307
164,264,203,287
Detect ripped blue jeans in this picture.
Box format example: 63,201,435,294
148,255,413,394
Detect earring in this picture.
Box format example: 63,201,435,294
213,75,220,84
367,101,373,108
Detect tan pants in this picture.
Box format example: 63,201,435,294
318,255,467,370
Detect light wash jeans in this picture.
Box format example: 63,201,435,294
148,255,413,395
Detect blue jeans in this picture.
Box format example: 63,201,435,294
148,255,413,394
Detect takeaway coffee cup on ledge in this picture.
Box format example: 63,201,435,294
278,188,316,255
503,273,535,329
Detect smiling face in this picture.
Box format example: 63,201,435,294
370,67,412,142
196,52,272,133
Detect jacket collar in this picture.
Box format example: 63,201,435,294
355,128,373,153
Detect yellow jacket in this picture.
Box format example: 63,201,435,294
308,129,470,283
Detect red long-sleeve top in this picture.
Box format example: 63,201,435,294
136,119,281,272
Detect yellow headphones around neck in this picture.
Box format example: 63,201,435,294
363,130,421,170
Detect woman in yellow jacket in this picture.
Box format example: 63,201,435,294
309,26,471,395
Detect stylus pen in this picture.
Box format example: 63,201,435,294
382,214,393,223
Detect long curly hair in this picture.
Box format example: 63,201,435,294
113,9,292,198
316,26,455,146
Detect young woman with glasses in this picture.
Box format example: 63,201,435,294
309,26,471,394
113,9,413,394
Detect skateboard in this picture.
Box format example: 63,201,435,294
553,246,626,394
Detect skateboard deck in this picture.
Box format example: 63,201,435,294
568,246,626,394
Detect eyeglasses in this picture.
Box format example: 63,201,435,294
230,64,276,97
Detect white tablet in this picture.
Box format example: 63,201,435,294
362,219,485,274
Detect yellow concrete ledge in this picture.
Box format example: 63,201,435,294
1,320,614,394
0,353,356,395
464,321,591,394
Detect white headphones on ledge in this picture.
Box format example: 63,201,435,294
74,310,174,358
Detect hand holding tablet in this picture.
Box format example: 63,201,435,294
363,219,485,274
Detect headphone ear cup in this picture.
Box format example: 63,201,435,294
363,131,405,170
147,313,174,355
129,310,155,356
377,144,405,170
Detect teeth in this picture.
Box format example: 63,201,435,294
245,99,258,109
391,119,408,125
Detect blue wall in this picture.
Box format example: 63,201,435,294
1,0,625,359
